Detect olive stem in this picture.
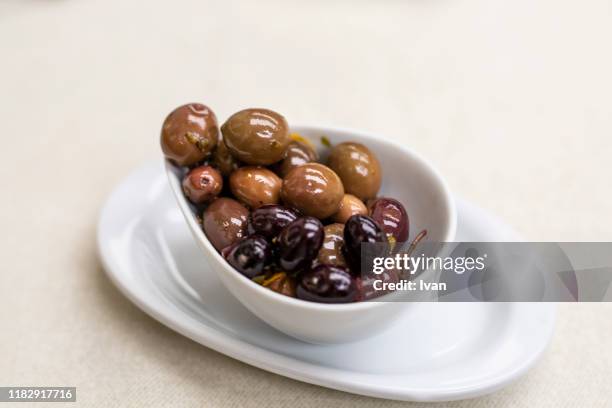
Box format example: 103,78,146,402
406,229,428,258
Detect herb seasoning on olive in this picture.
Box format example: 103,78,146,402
212,134,240,176
161,103,218,166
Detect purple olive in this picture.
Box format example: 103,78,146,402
343,214,386,274
225,235,271,278
247,205,299,239
368,197,409,244
297,265,357,303
278,216,324,272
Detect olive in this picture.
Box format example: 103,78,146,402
221,108,289,165
182,165,223,204
212,134,240,176
316,223,346,267
277,140,318,177
358,269,400,300
343,214,386,274
230,166,282,209
327,142,381,200
247,205,299,239
225,235,271,278
278,216,324,272
261,272,297,297
296,265,357,303
202,198,249,251
368,197,409,244
161,103,218,166
280,163,344,219
332,194,367,224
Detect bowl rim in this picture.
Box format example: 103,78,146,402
166,123,457,312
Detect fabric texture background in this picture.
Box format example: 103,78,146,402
1,0,611,406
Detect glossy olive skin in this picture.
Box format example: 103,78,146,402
277,140,318,177
280,163,344,219
230,167,282,209
247,205,299,239
225,235,271,278
297,265,357,303
262,272,296,297
202,198,249,251
343,214,386,274
278,216,324,272
332,194,367,224
316,223,346,267
368,197,409,244
327,142,381,200
182,165,223,204
358,269,400,301
161,103,218,166
221,108,289,165
212,135,240,176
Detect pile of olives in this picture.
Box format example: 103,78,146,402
161,103,411,304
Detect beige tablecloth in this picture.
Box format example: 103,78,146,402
1,0,611,406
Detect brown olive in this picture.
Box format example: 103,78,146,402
202,198,249,251
182,165,223,204
280,163,344,219
221,108,289,165
261,272,296,297
230,166,282,209
327,142,381,200
332,194,367,224
212,134,240,176
277,140,318,177
161,103,218,166
316,223,347,267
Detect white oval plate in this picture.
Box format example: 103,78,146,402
97,162,556,402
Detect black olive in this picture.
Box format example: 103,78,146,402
343,214,387,275
247,205,299,239
278,216,324,272
225,235,271,278
297,265,357,303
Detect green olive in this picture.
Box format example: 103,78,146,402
221,108,289,165
230,167,282,209
327,142,381,200
280,163,344,219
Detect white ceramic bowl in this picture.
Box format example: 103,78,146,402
165,125,457,344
